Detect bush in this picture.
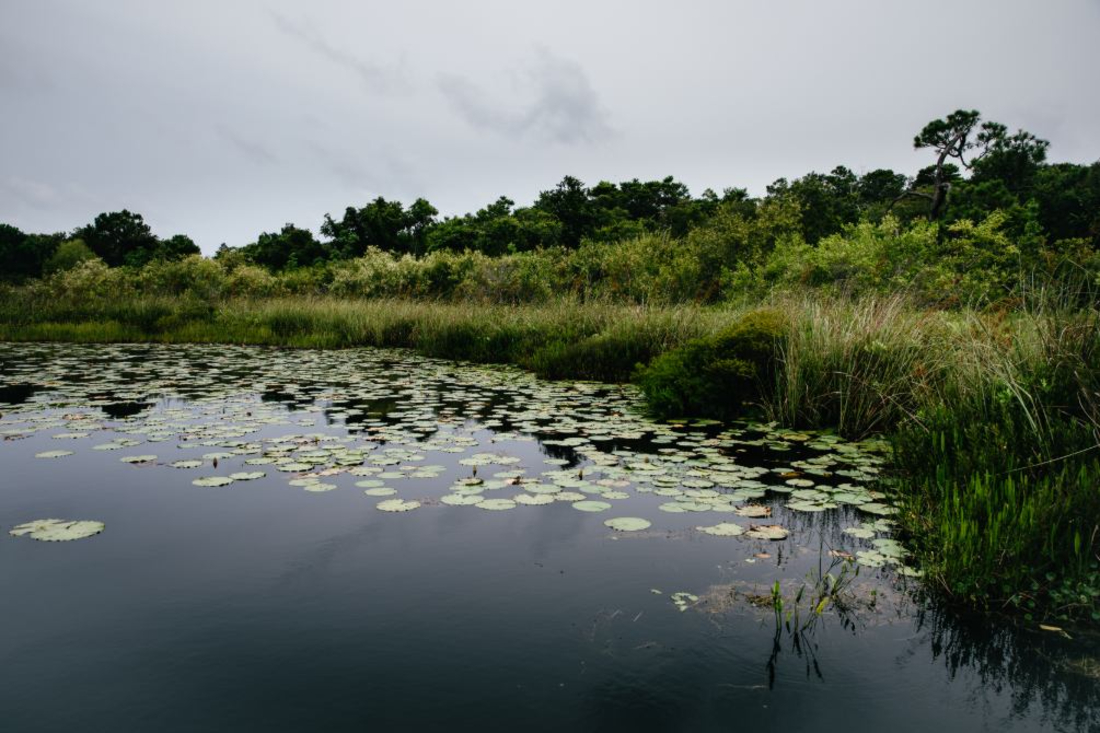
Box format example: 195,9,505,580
528,331,658,382
636,309,787,418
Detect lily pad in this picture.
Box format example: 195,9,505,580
696,522,746,537
858,502,898,516
376,499,420,512
440,493,483,506
476,498,516,511
604,517,651,532
35,450,74,459
229,471,265,481
572,500,612,512
120,454,157,464
9,518,105,542
746,524,789,540
192,476,234,487
514,494,555,506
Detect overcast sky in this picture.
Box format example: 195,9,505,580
2,0,1098,253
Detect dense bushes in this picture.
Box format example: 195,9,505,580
12,207,1099,310
637,309,788,419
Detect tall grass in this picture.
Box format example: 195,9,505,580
766,296,941,437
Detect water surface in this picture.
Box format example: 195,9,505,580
1,343,1096,732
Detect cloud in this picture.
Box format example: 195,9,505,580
217,125,277,166
438,48,613,144
305,141,420,200
0,177,59,210
268,11,406,94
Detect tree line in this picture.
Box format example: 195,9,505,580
3,109,1098,283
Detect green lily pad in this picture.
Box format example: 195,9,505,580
192,476,234,487
476,498,516,511
9,518,105,542
696,522,746,537
377,499,420,512
120,454,157,464
514,494,555,506
440,493,483,506
170,460,203,469
364,487,397,496
856,550,887,568
572,500,612,512
858,502,898,516
229,471,265,481
35,450,74,459
604,517,651,532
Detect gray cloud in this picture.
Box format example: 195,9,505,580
0,177,59,210
217,126,278,166
1,0,1097,253
268,11,406,95
438,48,613,144
305,141,420,200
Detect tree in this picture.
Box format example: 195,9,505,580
75,210,161,267
857,169,908,208
242,224,331,271
43,239,98,275
0,224,64,282
969,124,1049,195
157,234,200,261
767,167,861,244
321,196,439,257
909,109,982,220
1031,161,1100,245
404,198,439,256
901,110,1048,221
534,176,596,248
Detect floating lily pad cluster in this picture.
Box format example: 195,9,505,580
0,343,917,576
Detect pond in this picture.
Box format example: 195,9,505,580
1,342,1096,732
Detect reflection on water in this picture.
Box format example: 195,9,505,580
0,341,1096,732
918,602,1100,731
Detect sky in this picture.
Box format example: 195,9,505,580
2,0,1098,254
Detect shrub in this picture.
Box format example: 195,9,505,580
528,331,658,382
636,308,787,418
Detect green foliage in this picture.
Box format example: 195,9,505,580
322,197,438,257
766,166,862,244
766,297,935,437
43,239,97,275
76,210,161,267
240,224,331,271
0,225,62,283
637,309,787,419
746,212,1045,305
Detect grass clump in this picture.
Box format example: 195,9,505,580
636,309,787,419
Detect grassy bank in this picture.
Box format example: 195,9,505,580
1,292,1098,625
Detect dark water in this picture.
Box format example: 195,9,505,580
0,343,1096,732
